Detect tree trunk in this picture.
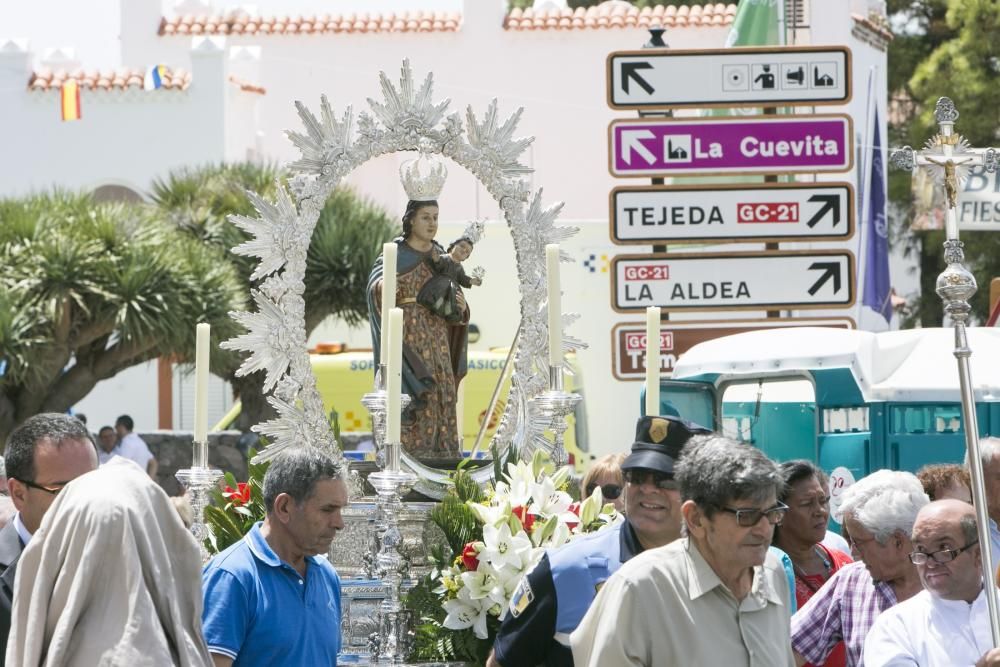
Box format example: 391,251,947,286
233,370,277,434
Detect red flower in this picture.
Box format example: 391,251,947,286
565,502,581,530
461,542,479,571
511,505,536,533
224,482,251,506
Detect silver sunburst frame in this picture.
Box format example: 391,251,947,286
222,60,584,496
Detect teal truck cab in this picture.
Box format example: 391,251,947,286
657,327,1000,481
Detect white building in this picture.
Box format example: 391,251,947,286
0,0,895,457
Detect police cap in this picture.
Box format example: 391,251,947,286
620,415,712,476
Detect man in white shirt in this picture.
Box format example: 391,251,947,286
864,499,1000,666
114,415,157,478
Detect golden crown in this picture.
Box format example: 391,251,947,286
399,154,447,201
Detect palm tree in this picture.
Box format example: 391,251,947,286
151,163,398,432
0,191,244,441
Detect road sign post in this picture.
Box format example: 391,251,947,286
612,250,856,312
610,182,855,244
608,114,853,177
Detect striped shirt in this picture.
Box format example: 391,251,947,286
790,561,897,667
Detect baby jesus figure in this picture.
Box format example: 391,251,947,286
417,223,485,323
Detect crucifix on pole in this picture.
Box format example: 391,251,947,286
890,96,1000,646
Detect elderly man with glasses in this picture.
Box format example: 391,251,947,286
571,434,795,667
791,469,928,667
864,499,1000,666
0,413,98,665
487,415,709,667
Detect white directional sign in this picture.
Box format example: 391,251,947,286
612,250,856,313
610,182,855,244
607,45,852,110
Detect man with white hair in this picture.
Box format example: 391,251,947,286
791,470,928,667
968,436,1000,565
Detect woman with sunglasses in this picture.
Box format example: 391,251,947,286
579,454,625,513
773,460,853,667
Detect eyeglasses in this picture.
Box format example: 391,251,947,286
909,539,979,565
13,478,67,496
715,502,789,527
585,483,623,500
623,469,678,491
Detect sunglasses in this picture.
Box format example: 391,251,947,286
585,483,623,500
623,469,679,491
714,502,789,527
13,478,67,496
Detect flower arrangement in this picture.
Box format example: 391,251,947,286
203,452,270,555
406,449,618,663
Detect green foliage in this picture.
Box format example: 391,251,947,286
0,190,243,438
204,449,271,554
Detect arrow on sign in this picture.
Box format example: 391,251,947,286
807,262,842,295
621,130,657,165
622,130,656,164
806,194,841,228
621,62,654,95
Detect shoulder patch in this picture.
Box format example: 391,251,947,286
509,577,535,618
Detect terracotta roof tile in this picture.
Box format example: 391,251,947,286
159,9,462,35
27,65,192,92
504,0,736,30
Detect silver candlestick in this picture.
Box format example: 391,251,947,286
368,462,417,663
530,363,582,468
176,455,223,563
361,364,411,468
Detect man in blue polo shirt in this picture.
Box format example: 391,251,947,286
201,448,348,666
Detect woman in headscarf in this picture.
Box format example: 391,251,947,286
6,457,212,667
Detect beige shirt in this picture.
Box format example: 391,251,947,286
570,537,795,667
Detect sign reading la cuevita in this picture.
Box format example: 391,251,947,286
611,317,856,381
607,45,852,110
608,115,853,177
610,182,855,244
612,250,856,312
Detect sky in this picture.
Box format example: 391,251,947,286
0,0,464,69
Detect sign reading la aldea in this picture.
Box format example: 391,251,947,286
612,250,856,312
608,114,853,177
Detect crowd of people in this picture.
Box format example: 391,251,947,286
1,411,999,666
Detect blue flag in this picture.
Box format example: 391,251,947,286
862,108,892,323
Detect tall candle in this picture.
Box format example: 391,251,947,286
385,308,404,465
380,242,397,367
645,307,661,416
945,208,959,242
194,322,210,466
546,244,562,367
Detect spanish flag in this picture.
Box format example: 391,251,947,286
61,80,81,121
144,64,166,90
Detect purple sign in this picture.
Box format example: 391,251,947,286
608,114,853,177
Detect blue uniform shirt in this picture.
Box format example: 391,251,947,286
493,518,643,667
202,522,342,666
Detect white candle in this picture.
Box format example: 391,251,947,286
645,307,661,416
945,208,959,242
380,242,397,367
194,322,210,466
385,308,404,465
546,244,562,367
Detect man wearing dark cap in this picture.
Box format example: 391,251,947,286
486,415,709,667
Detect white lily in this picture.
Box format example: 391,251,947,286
442,586,491,639
469,498,511,528
480,521,532,572
528,476,574,521
502,460,536,507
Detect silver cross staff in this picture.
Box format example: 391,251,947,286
891,96,1000,648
